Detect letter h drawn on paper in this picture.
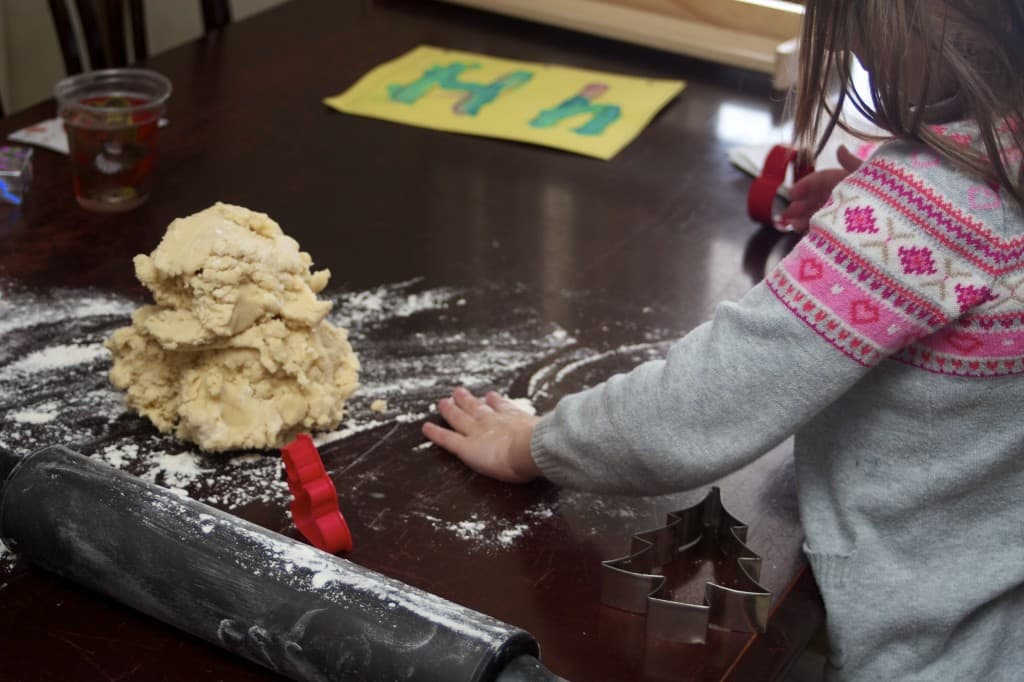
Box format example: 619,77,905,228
530,83,621,136
388,62,533,116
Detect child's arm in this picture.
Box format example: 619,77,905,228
526,283,873,494
425,280,873,494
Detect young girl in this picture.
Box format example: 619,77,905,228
423,1,1024,679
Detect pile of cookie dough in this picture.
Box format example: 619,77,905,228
106,203,360,452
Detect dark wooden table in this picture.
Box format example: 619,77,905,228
0,1,823,680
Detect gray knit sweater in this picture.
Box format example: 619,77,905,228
531,128,1024,680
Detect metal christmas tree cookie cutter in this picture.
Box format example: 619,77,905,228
600,487,771,644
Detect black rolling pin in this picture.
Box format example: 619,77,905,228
0,445,564,681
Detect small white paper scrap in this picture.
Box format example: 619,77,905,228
7,118,69,154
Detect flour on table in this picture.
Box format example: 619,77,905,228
413,502,555,550
1,274,680,559
0,539,15,568
0,277,582,518
496,524,530,546
10,402,59,424
450,518,488,541
6,344,108,374
507,397,536,415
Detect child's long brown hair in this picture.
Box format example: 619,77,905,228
794,0,1024,210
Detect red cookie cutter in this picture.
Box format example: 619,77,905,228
747,144,815,225
281,434,353,554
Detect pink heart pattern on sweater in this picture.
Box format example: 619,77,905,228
967,184,1001,211
851,300,880,324
911,151,941,168
799,258,824,281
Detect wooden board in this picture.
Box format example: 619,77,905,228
437,0,803,88
591,0,802,41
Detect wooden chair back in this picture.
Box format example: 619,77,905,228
48,0,232,75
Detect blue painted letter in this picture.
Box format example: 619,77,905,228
388,63,533,116
530,83,621,136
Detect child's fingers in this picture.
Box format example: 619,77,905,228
778,199,804,222
773,218,805,233
783,197,816,219
422,421,468,455
776,206,806,233
790,174,835,203
437,396,477,434
453,386,489,416
484,391,517,412
787,176,813,202
836,144,864,173
787,217,811,233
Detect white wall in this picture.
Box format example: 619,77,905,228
0,0,289,115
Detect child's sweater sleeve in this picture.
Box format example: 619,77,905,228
531,143,1000,494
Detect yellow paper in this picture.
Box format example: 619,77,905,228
324,46,685,160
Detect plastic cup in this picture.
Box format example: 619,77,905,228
54,68,172,212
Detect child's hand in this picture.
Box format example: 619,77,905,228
422,387,542,484
775,145,864,233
